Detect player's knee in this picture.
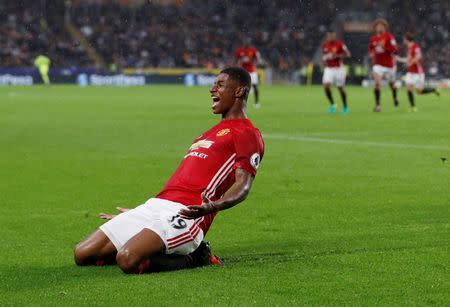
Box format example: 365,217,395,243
74,244,89,266
116,249,139,274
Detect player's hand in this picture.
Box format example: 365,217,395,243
99,207,130,220
178,194,217,219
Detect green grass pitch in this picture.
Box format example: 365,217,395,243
0,85,449,305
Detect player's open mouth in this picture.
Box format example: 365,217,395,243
211,95,220,107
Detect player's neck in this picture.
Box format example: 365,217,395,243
222,103,247,120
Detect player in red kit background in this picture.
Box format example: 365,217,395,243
235,44,262,108
321,30,351,115
368,19,399,112
74,67,265,274
397,32,440,112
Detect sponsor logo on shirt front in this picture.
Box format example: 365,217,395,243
184,151,208,159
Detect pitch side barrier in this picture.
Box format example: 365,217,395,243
0,68,267,86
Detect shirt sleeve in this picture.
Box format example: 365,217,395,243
386,34,398,53
415,45,422,56
232,128,264,176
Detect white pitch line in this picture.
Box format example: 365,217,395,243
264,133,450,151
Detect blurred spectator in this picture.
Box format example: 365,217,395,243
1,0,448,76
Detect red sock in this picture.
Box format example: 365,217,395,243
138,259,151,274
95,260,105,266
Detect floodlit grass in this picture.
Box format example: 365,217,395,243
0,85,449,305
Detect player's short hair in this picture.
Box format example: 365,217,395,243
220,67,251,90
404,32,414,42
373,18,389,30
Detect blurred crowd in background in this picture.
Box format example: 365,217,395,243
0,0,449,77
68,0,335,72
0,1,94,67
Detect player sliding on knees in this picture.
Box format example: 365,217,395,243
321,30,351,115
396,32,440,112
368,19,399,112
74,67,265,274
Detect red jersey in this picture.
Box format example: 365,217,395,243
407,42,424,74
235,47,258,73
368,32,398,68
156,118,264,234
322,40,348,68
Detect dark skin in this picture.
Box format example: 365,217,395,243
74,73,255,273
180,73,254,218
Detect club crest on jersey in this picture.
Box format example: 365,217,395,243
250,153,261,169
217,128,230,137
189,139,214,151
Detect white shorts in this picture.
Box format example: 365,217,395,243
322,66,346,87
373,65,397,82
99,198,204,255
405,73,425,89
249,71,259,85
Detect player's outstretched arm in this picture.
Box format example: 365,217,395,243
179,169,254,219
396,56,407,63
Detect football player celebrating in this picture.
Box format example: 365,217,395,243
235,43,262,108
368,19,399,112
321,30,351,115
397,32,440,112
74,68,265,274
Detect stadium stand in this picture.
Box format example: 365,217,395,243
1,0,449,77
0,0,94,68
67,0,336,75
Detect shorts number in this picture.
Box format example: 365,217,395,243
169,215,187,229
